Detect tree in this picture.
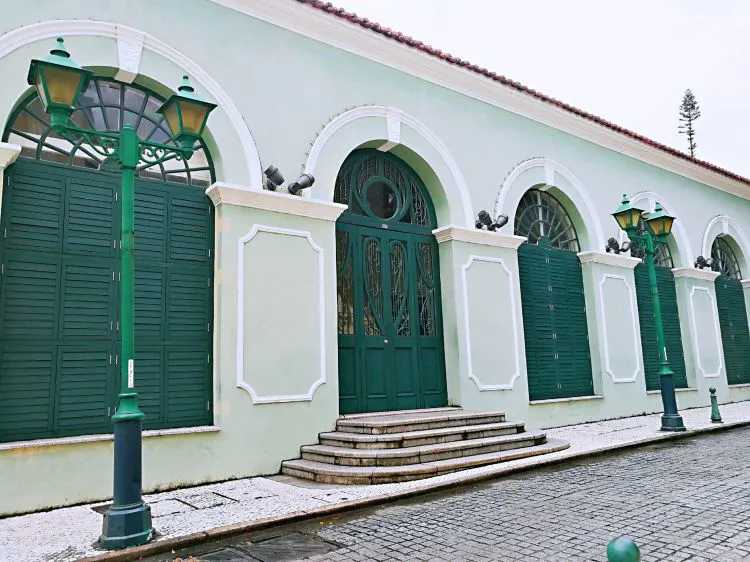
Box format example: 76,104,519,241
678,89,701,158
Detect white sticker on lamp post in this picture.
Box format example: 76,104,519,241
128,360,135,388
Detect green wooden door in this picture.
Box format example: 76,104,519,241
715,275,750,385
0,159,213,442
518,240,594,401
634,263,688,391
336,222,446,414
335,149,446,414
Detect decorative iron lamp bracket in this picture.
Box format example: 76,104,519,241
48,121,195,170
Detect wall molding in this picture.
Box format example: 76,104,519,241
672,267,720,282
578,251,641,269
0,142,21,168
236,224,326,403
495,157,605,251
433,225,526,249
700,215,750,275
0,142,21,219
597,274,642,383
460,255,521,391
688,285,724,380
207,182,347,221
0,19,263,188
114,27,144,83
302,104,474,227
211,0,750,201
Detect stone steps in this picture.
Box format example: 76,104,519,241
283,439,570,485
319,420,526,449
281,409,569,484
335,410,507,435
302,430,546,466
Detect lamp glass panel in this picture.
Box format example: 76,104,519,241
658,216,674,235
44,66,84,106
614,207,641,231
161,101,181,138
614,212,629,230
628,208,642,229
35,73,49,109
178,100,208,135
647,216,673,237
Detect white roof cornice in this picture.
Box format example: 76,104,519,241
211,0,750,201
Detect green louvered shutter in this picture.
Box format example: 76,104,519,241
634,263,688,390
550,246,594,398
519,242,593,400
0,161,118,442
135,179,213,430
0,160,213,443
715,276,750,385
519,242,557,400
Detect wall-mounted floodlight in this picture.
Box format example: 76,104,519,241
287,173,315,195
263,165,284,191
475,210,508,232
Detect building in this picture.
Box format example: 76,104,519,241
1,0,749,516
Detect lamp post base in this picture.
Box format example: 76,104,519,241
99,502,152,549
660,413,686,432
99,414,152,549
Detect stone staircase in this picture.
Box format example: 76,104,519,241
281,408,569,485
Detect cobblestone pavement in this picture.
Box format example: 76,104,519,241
156,427,750,562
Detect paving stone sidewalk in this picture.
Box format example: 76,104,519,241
298,426,750,561
2,401,749,562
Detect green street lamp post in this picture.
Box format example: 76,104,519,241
612,194,686,432
27,38,217,549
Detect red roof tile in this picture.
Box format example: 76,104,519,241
297,0,750,188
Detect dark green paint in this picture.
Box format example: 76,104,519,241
715,275,750,385
634,263,687,391
0,159,213,443
518,240,594,401
336,150,446,414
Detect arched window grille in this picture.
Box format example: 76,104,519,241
3,77,214,186
712,237,742,279
334,149,436,230
514,188,580,252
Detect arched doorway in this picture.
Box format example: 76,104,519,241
631,232,688,390
711,236,750,385
515,188,594,401
0,78,215,442
335,149,447,414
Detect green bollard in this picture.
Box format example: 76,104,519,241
607,536,640,562
710,387,723,423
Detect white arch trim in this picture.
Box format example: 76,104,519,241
701,215,750,270
630,191,693,267
303,105,474,227
494,157,605,251
0,19,263,188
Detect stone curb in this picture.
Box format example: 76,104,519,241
80,418,750,561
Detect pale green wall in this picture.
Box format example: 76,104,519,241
2,1,750,514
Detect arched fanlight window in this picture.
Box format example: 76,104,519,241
334,149,436,230
514,188,580,252
711,237,742,279
3,77,214,186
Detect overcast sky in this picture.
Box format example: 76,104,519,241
331,1,749,178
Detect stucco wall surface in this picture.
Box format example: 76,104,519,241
2,1,750,514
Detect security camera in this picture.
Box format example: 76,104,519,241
287,173,315,195
263,165,285,191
